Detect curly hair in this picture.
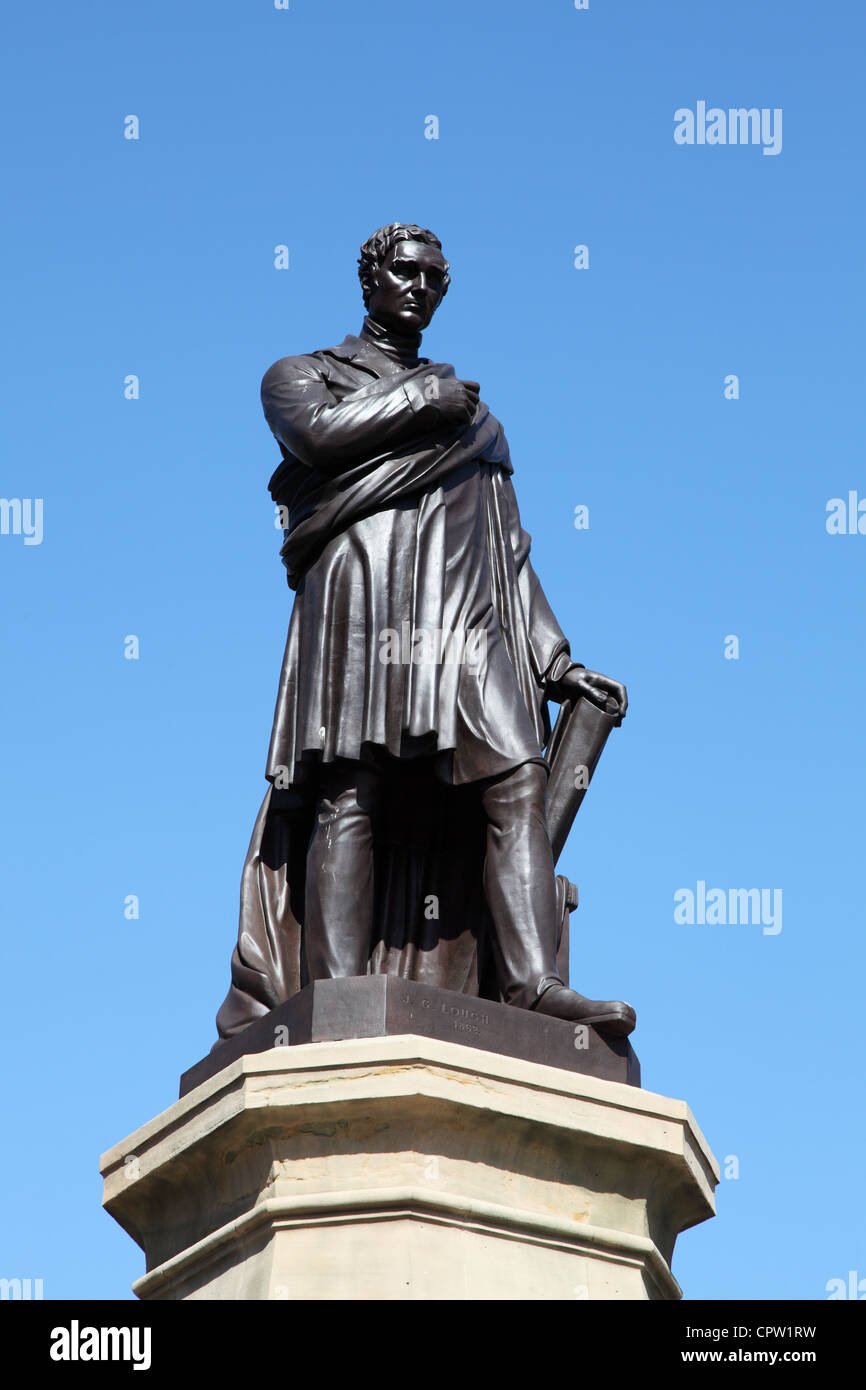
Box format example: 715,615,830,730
357,223,450,308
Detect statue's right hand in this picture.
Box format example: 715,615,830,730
430,377,480,426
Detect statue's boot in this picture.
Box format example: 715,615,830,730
480,763,636,1038
532,980,636,1037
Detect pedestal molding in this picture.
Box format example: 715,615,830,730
134,1188,681,1301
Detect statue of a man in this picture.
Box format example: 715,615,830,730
214,223,635,1042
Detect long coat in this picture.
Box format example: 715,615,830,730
214,327,575,1040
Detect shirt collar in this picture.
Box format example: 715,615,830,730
324,324,429,373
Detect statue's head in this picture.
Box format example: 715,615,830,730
358,223,450,334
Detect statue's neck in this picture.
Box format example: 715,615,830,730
361,313,422,367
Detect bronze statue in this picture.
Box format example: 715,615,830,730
214,223,635,1043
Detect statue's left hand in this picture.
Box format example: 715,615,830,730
555,667,628,726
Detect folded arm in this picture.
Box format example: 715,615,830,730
261,358,437,475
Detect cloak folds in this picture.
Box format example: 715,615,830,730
214,358,575,1042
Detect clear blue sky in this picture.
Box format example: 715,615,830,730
2,0,863,1301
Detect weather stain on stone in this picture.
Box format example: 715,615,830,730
224,1126,287,1164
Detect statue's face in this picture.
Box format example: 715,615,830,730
367,239,448,332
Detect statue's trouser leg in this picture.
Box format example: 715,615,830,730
480,761,565,1009
304,761,382,980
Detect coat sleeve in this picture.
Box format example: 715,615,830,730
261,356,431,475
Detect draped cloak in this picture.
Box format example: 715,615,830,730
214,328,576,1041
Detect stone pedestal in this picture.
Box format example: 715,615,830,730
101,1035,718,1300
